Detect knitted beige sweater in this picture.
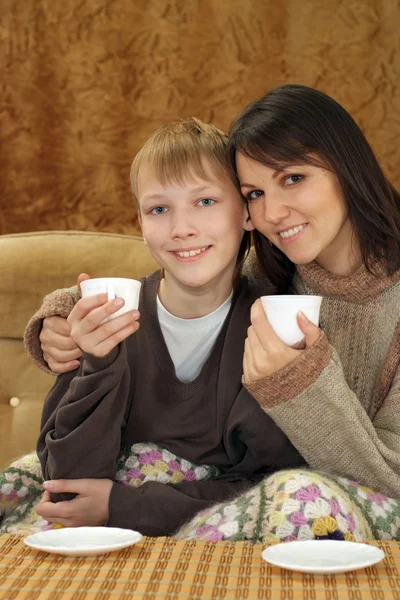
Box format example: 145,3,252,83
24,286,80,375
244,253,400,497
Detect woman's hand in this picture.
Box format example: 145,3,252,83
40,316,82,373
39,273,89,373
36,479,113,527
243,299,321,382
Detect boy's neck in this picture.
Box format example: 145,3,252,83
158,273,234,319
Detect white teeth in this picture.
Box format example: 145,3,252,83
176,246,207,257
279,224,306,239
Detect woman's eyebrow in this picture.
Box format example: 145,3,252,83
240,166,296,189
271,165,299,177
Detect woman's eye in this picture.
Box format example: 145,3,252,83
246,189,263,201
198,198,215,207
150,206,168,215
285,174,303,185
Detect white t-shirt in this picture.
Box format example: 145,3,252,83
156,293,233,383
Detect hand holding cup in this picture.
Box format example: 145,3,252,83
243,296,322,382
68,277,141,358
260,295,322,346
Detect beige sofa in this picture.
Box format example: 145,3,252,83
0,231,158,470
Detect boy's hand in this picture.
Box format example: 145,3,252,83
36,479,113,527
67,294,140,358
243,299,321,381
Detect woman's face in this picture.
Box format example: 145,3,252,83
236,152,358,274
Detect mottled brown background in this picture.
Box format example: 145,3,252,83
0,0,399,236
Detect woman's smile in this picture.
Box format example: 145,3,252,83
277,223,308,244
236,152,358,274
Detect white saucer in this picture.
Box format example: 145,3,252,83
261,540,385,574
24,527,142,556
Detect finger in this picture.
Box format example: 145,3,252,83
37,490,52,506
76,298,130,336
243,338,251,382
41,345,82,362
90,320,140,356
43,479,88,495
251,299,286,351
67,294,113,331
244,329,266,379
36,499,74,523
42,316,72,337
35,498,60,519
77,273,90,293
46,359,81,374
46,518,72,527
35,500,50,517
86,309,140,343
41,329,79,352
69,298,140,354
297,312,321,347
41,336,79,354
247,324,266,357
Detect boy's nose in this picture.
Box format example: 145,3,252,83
170,216,197,239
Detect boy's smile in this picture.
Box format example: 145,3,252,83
171,245,211,261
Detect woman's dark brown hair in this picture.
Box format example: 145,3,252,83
227,84,400,291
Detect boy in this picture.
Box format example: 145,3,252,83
26,119,305,536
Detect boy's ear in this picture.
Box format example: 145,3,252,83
243,212,255,232
138,213,148,245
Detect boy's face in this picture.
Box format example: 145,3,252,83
137,162,254,291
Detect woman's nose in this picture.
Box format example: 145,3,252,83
263,195,290,225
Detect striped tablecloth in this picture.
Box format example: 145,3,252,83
1,534,400,599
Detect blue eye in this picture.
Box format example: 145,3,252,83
198,198,215,207
285,174,303,185
246,190,263,201
150,206,168,215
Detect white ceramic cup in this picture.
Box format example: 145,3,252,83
260,295,323,346
80,277,141,320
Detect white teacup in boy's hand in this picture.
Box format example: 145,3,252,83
80,278,141,319
260,295,323,346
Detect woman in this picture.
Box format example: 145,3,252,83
177,84,400,543
17,89,400,542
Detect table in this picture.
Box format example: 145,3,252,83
1,534,400,599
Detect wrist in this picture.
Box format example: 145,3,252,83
81,346,120,373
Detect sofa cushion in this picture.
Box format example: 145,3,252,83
0,230,158,469
0,339,53,467
0,230,158,338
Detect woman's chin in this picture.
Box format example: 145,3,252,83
282,250,317,266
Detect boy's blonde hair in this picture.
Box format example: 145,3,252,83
130,118,233,201
130,117,251,286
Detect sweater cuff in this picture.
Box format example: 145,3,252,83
107,483,140,530
23,286,80,375
244,332,331,409
81,347,120,373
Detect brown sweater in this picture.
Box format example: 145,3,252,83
244,252,400,497
32,271,305,536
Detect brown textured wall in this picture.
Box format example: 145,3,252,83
0,0,399,235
